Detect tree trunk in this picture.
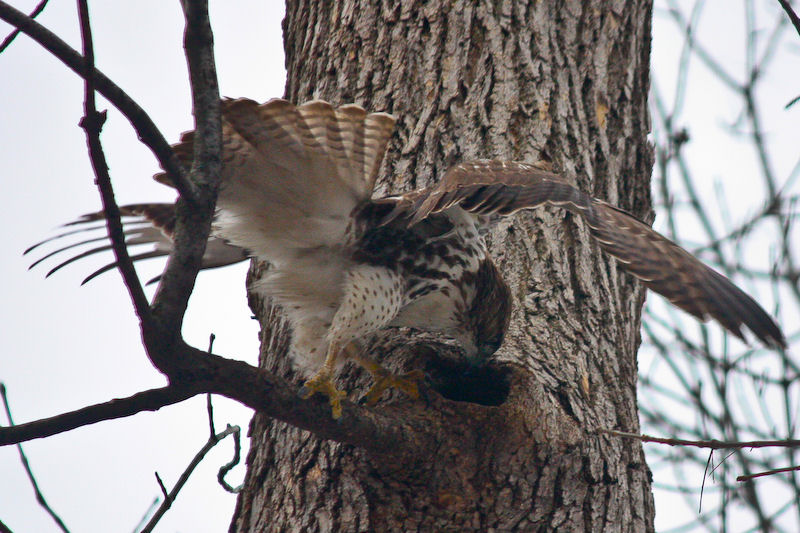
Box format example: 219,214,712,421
231,1,655,531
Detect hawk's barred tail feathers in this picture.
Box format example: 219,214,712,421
154,98,396,264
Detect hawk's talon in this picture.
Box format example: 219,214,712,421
363,369,424,406
301,373,346,419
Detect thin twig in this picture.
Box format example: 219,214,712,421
76,0,150,324
738,464,800,482
206,393,215,436
604,429,800,449
217,424,244,493
0,0,48,53
1,384,70,533
201,342,243,493
154,472,169,501
139,424,240,533
131,497,159,533
699,450,713,513
777,0,800,37
207,334,216,436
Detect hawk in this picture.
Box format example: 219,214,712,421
26,99,786,418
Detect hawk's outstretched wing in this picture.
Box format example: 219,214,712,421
26,98,396,283
24,203,248,285
386,159,786,349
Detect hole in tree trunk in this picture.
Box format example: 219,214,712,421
423,358,511,406
376,336,512,406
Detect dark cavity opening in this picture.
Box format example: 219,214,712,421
424,358,511,406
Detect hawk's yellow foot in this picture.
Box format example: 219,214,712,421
300,372,346,419
352,353,423,406
364,369,424,406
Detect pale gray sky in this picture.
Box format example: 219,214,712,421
1,2,283,531
0,1,797,532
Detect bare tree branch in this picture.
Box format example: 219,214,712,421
1,384,69,533
180,0,221,197
0,340,434,460
158,474,172,502
140,423,239,533
777,0,800,37
132,497,160,533
145,0,221,346
76,0,150,324
738,464,800,482
0,385,198,445
605,429,800,449
217,423,243,493
0,0,48,53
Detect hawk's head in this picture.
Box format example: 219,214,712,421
464,259,512,363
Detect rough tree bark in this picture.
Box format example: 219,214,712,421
231,0,655,531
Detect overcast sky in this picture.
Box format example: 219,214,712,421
0,1,797,532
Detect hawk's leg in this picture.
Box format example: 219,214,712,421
299,265,405,418
348,347,423,406
299,340,347,419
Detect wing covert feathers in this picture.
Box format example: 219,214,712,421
390,159,786,349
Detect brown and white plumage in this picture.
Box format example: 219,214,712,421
386,159,786,349
27,98,786,413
